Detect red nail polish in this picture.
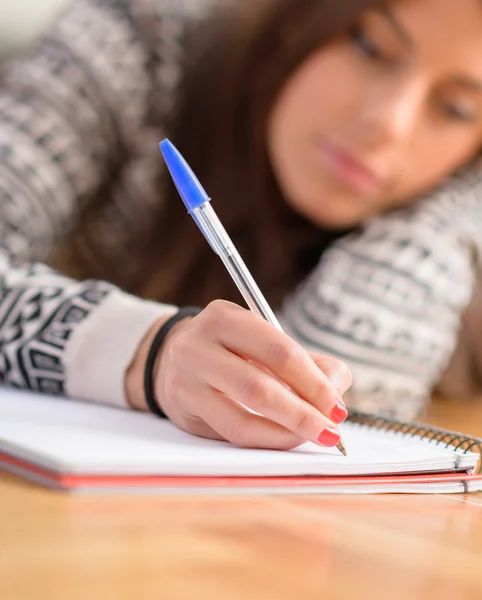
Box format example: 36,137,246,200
318,427,341,447
331,401,348,424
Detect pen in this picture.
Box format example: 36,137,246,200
159,138,347,456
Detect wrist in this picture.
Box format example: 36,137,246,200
125,313,176,412
125,309,200,413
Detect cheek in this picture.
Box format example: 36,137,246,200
268,45,366,155
267,45,368,206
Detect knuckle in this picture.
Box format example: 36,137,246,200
206,299,235,320
267,341,296,370
238,375,269,407
199,300,237,333
293,410,318,437
223,417,250,447
311,379,330,402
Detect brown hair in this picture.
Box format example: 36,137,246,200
55,0,377,309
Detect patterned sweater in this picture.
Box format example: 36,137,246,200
0,0,481,420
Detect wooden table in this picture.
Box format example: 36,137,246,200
2,398,482,600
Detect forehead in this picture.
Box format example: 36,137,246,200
388,0,482,73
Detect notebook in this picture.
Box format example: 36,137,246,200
1,388,482,495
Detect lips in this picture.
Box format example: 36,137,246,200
319,142,382,193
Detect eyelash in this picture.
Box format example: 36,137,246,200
350,25,388,63
439,102,476,124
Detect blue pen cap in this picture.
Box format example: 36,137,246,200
159,139,210,212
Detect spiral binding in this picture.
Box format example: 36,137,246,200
348,410,482,474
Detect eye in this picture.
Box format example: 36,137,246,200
350,25,387,62
439,100,477,124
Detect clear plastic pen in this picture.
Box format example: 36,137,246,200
159,139,347,456
191,202,282,329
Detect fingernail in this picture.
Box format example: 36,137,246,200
318,427,341,447
331,400,348,424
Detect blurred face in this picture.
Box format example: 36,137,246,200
267,0,482,228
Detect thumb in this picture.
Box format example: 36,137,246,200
309,352,353,396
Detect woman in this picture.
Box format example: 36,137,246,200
0,0,481,450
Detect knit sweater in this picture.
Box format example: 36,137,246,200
0,0,481,419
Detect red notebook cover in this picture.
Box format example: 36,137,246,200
3,451,482,494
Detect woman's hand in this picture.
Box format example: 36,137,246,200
127,300,352,450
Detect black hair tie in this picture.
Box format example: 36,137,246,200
143,306,202,419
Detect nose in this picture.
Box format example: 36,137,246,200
355,75,426,149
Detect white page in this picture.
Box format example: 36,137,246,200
0,388,477,477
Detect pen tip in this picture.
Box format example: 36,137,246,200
337,440,348,457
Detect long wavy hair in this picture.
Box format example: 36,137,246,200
56,0,377,309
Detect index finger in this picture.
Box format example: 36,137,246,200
206,304,349,423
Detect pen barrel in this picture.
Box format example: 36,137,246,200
192,204,283,331
221,251,283,331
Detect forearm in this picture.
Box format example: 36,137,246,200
0,250,176,407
